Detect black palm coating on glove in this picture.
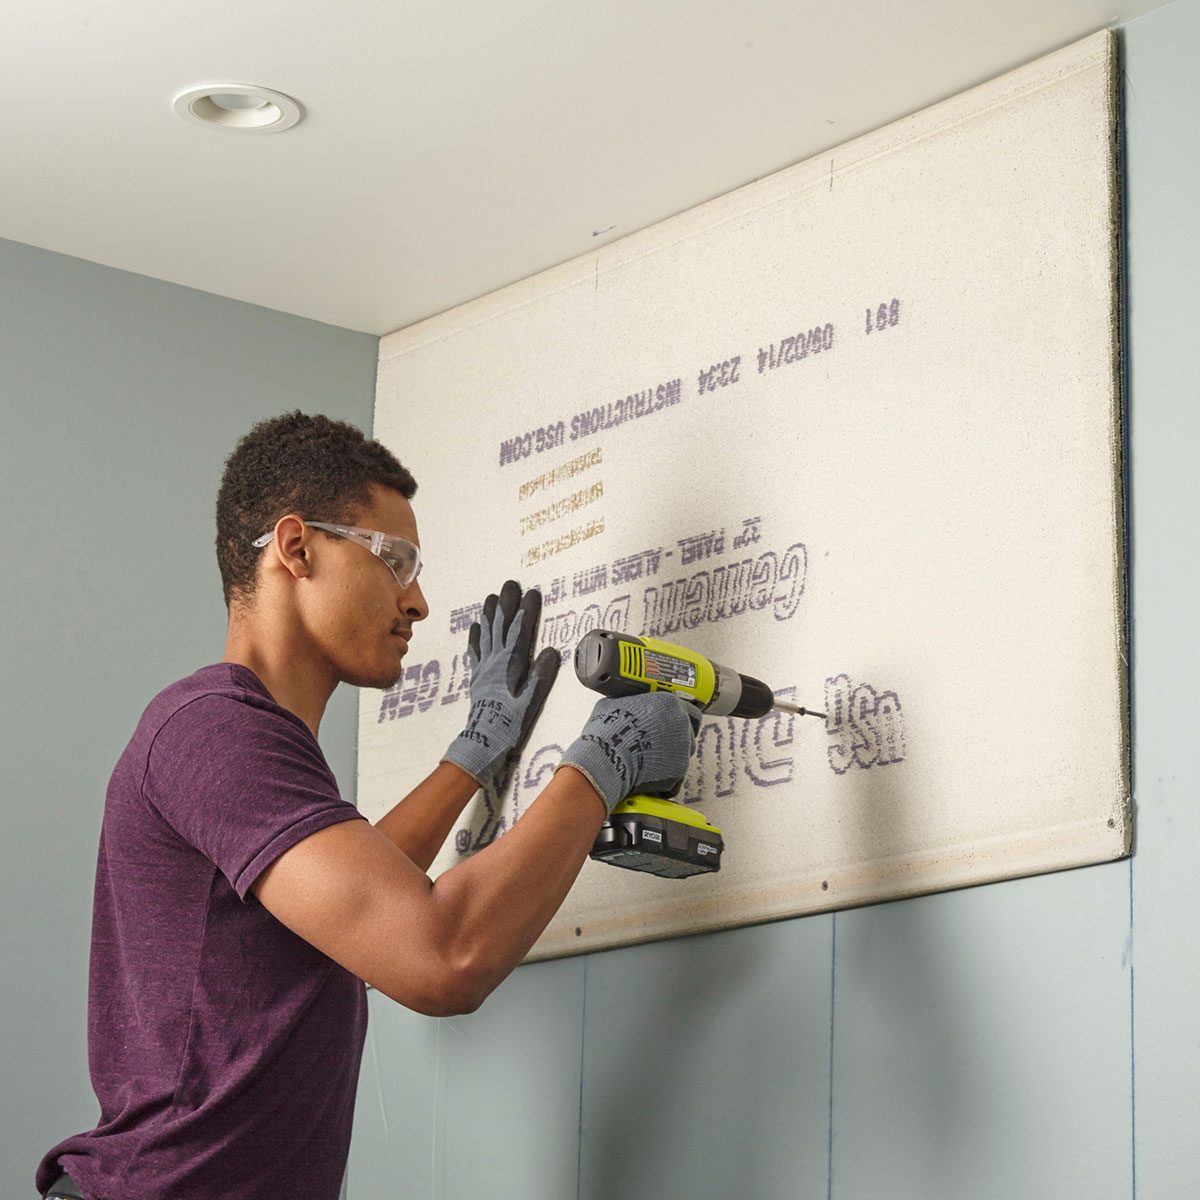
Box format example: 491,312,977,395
469,580,550,699
452,579,560,785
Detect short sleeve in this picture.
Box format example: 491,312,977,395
143,693,366,901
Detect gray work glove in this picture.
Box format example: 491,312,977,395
442,580,561,787
557,693,701,815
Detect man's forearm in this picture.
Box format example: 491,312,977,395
429,767,607,1000
373,761,480,873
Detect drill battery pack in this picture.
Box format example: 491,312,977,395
589,796,723,879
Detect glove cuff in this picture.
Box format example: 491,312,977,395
558,733,629,814
441,735,504,788
553,761,612,816
442,696,522,787
439,747,487,787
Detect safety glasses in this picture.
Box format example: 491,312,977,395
252,521,423,589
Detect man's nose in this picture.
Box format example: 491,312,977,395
398,578,429,621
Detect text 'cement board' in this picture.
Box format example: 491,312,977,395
361,31,1128,960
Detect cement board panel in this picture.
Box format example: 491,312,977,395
361,31,1127,959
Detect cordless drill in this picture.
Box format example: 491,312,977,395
574,629,824,879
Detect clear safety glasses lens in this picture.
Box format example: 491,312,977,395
379,539,421,589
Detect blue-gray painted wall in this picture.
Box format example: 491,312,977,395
4,3,1197,1197
347,5,1199,1197
0,239,377,1197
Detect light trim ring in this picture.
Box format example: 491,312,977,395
173,83,304,134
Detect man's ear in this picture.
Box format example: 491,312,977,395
270,515,312,581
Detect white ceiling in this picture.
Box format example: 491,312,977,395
1,1,1161,337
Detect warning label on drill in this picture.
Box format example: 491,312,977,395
642,649,697,689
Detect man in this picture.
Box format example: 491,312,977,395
37,411,697,1200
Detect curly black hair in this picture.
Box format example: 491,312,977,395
216,411,417,609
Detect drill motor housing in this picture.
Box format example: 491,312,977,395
573,629,779,719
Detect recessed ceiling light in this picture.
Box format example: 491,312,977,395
173,83,304,133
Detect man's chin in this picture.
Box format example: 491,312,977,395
379,662,406,690
342,660,406,691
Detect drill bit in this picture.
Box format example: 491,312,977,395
772,698,827,719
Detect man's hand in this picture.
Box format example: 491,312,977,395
442,580,560,788
556,692,701,814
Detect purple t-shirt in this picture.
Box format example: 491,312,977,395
37,664,369,1200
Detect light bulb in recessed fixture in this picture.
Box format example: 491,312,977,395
173,83,304,133
209,93,270,112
